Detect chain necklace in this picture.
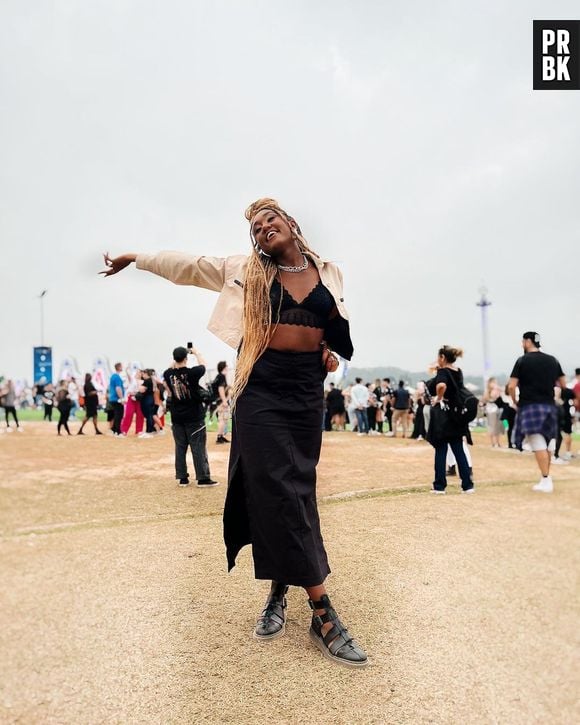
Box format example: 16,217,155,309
277,255,309,273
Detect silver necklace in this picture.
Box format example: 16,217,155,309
277,254,309,273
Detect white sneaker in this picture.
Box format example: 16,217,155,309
6,427,13,434
431,489,446,495
462,488,476,494
561,452,572,461
138,432,152,439
532,476,554,493
551,457,568,465
17,427,24,433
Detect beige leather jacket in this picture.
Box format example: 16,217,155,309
136,251,354,359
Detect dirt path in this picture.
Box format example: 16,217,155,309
1,425,579,723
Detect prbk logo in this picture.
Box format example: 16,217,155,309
533,20,580,89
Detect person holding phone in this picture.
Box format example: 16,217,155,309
163,345,217,487
100,198,367,667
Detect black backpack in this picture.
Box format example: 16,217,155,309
208,375,225,410
447,372,478,424
197,383,214,406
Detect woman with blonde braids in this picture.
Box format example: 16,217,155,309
101,198,368,667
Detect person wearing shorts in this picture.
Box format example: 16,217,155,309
508,331,567,493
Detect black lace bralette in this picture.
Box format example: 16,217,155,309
269,278,334,329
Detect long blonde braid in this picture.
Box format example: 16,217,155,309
229,198,321,407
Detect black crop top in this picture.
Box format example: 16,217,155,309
270,278,335,328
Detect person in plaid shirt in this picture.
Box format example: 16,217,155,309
508,331,567,493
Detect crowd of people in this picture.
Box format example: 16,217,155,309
321,336,579,494
3,353,578,476
324,366,580,460
324,377,422,438
0,362,231,439
3,355,579,470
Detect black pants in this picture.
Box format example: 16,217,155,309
111,402,124,434
385,405,393,432
140,399,156,433
171,419,211,481
502,408,517,448
58,411,71,435
411,403,426,439
367,406,377,431
5,406,19,427
434,439,473,491
44,404,53,421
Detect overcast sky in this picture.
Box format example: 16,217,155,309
1,0,578,382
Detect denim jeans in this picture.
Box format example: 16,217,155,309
69,400,79,420
355,408,369,434
434,439,473,491
171,418,211,481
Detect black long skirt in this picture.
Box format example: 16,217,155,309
223,348,331,587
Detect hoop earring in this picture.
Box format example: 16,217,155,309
254,243,271,258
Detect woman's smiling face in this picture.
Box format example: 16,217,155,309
251,208,295,256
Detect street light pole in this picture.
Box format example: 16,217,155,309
476,286,492,393
39,290,47,345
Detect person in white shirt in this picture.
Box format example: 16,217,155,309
350,378,370,435
67,378,80,421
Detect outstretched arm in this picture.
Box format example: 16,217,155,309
100,251,228,292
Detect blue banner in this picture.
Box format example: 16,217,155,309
33,347,53,385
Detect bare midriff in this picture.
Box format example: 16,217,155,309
267,324,324,352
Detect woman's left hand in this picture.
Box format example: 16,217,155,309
99,252,137,277
321,343,339,373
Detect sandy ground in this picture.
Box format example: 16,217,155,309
1,422,579,724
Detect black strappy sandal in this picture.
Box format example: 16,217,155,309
308,594,368,667
253,582,289,641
